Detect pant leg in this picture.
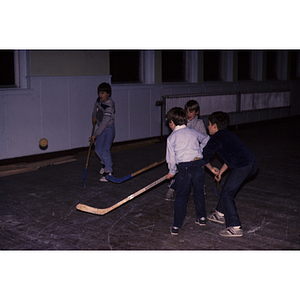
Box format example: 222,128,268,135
94,124,115,172
172,164,192,229
192,160,206,219
216,164,258,227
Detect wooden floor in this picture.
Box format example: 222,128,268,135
1,116,299,250
1,116,299,299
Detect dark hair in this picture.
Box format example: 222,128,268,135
97,82,112,96
208,111,230,130
166,107,187,126
185,100,200,115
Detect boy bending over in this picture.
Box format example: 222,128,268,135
203,111,258,237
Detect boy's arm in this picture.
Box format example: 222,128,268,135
90,102,98,142
199,132,210,153
198,119,207,134
215,164,228,182
92,100,98,120
202,136,220,164
166,138,177,177
205,163,219,175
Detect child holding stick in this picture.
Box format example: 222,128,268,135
165,107,210,235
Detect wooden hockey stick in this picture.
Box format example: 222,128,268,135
82,123,96,188
216,180,220,193
105,158,166,183
76,174,168,215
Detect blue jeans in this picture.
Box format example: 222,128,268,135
216,164,258,227
94,124,115,173
173,159,206,229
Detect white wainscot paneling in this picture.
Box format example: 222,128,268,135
0,75,111,160
3,90,40,159
129,88,152,140
112,85,161,142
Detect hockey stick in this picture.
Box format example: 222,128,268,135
82,123,96,188
105,158,166,183
210,186,220,196
211,180,221,196
76,174,168,215
216,181,220,193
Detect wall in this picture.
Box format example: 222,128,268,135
0,75,110,160
0,50,300,161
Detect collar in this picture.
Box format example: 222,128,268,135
174,125,186,132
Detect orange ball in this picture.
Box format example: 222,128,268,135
39,138,48,150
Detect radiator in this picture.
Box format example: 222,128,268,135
163,91,290,116
240,91,290,111
164,93,237,116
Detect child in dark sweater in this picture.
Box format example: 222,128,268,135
203,111,258,237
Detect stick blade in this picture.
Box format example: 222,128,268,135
82,169,88,188
105,174,132,183
77,174,168,216
76,203,107,215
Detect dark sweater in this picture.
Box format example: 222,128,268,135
203,129,258,168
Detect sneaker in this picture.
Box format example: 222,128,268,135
207,210,225,224
99,168,105,175
195,217,206,226
100,172,112,182
170,227,179,236
164,188,175,201
219,226,243,237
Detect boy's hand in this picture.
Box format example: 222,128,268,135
92,117,97,125
205,163,219,175
216,164,228,182
212,167,219,174
214,173,221,182
167,173,174,180
89,135,96,144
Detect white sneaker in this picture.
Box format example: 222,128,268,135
99,168,105,175
207,210,225,224
100,173,112,182
219,226,243,237
164,188,175,201
195,217,206,226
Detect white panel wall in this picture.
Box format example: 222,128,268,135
111,85,161,141
0,75,110,160
1,77,299,161
0,77,165,160
0,89,38,159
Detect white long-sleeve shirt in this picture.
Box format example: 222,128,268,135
166,125,210,175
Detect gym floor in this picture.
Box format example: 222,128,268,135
1,116,299,251
1,116,299,299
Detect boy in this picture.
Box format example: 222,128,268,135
185,99,206,134
203,111,258,237
166,107,210,236
90,82,115,182
165,100,206,201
